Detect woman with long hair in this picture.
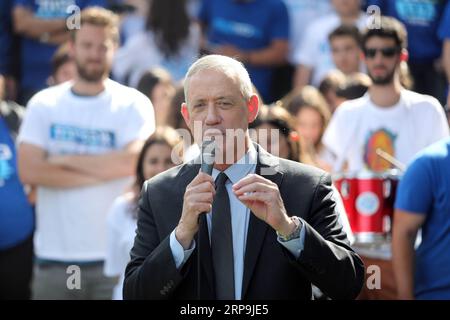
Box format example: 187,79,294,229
104,126,181,299
249,104,301,162
113,0,200,87
137,68,176,127
282,86,334,172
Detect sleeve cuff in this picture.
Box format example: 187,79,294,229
169,229,196,269
277,220,306,259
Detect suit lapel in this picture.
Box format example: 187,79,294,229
175,161,215,298
241,144,284,299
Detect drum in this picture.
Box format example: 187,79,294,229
333,170,400,244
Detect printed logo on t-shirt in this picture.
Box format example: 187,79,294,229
395,0,437,26
35,0,75,19
364,128,397,172
0,144,14,187
50,124,116,148
212,18,263,39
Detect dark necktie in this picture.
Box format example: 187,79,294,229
211,172,235,300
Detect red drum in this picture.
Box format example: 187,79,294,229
333,170,400,244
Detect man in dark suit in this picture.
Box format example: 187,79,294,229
123,54,365,300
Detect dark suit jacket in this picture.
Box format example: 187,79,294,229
123,144,365,300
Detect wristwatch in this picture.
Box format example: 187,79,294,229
277,216,302,242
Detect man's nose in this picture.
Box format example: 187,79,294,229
89,46,104,60
205,104,221,125
373,52,386,63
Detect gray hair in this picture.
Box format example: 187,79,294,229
184,55,253,106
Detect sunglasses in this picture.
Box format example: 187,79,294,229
364,47,400,58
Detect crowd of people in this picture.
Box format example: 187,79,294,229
1,0,450,300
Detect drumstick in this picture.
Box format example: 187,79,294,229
375,148,406,172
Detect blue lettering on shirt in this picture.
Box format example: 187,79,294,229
212,18,262,40
35,0,75,19
395,0,437,26
50,124,116,148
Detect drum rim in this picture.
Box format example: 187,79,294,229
332,169,401,180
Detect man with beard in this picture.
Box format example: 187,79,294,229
324,16,448,173
13,0,107,104
17,7,155,299
322,17,449,299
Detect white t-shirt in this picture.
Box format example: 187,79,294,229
113,24,200,87
323,90,449,173
324,90,448,259
18,79,155,261
104,194,137,300
292,12,367,86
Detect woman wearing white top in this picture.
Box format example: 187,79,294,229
104,127,180,300
113,0,200,87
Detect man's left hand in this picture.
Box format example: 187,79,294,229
232,174,296,236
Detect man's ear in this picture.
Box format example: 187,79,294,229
181,102,191,128
247,94,259,123
400,49,408,62
360,50,366,62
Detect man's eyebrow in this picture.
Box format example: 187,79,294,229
192,96,234,101
215,96,235,101
191,98,206,104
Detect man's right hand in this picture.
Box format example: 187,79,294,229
175,171,216,249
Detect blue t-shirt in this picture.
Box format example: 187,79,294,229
198,0,289,103
0,116,34,250
395,138,450,299
0,0,14,75
13,0,106,91
366,0,446,62
437,1,450,40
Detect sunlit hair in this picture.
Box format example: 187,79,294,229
282,86,331,146
71,7,120,44
250,104,301,162
362,16,407,50
51,42,73,77
318,70,347,100
329,24,362,48
184,55,253,106
137,67,173,100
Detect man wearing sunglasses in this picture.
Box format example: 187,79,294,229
323,16,449,299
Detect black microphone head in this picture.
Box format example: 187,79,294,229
201,138,216,176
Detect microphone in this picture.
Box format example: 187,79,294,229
200,138,216,175
197,138,216,300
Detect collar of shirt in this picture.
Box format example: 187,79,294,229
211,143,258,184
